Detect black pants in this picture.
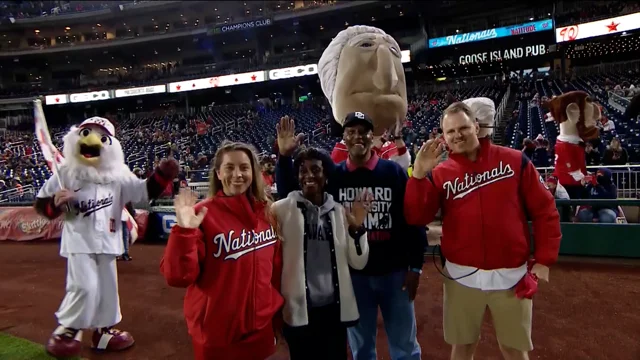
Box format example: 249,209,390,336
283,303,347,360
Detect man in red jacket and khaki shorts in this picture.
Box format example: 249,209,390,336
404,101,562,360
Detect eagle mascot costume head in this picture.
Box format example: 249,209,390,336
62,117,132,184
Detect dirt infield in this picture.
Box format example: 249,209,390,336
1,242,639,360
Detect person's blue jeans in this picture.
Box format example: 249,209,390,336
347,270,421,360
577,208,617,223
122,221,130,254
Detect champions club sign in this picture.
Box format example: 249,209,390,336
429,19,553,48
213,18,272,34
458,44,548,64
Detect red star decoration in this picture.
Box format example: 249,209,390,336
251,74,257,81
234,78,239,82
55,97,60,103
176,85,181,90
606,21,619,32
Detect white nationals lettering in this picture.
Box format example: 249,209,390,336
458,44,547,64
443,161,515,200
74,195,114,217
338,187,393,241
213,227,277,260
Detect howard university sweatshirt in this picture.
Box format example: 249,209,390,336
276,154,425,275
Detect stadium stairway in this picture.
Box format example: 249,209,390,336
494,88,517,146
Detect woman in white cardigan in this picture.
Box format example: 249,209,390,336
272,147,370,360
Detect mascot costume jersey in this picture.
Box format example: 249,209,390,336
544,91,600,199
318,25,411,169
34,117,178,358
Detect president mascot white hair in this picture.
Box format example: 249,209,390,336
34,117,178,359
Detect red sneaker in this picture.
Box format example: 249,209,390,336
45,326,82,358
92,327,135,351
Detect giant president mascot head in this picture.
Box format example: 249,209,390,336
62,117,130,183
543,91,600,141
318,25,407,136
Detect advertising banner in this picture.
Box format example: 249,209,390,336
69,90,111,103
268,64,318,80
212,18,272,34
168,71,266,93
458,44,549,64
267,50,410,81
555,12,640,43
429,19,553,48
0,207,149,242
147,210,176,240
44,94,68,105
114,85,166,98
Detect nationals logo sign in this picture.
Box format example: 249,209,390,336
556,12,640,43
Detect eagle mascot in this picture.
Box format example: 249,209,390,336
34,117,178,358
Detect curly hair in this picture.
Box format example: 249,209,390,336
293,147,335,183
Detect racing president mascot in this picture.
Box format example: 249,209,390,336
544,91,600,199
463,97,496,140
318,25,411,169
34,117,178,358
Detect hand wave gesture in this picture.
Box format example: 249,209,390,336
276,115,304,157
413,139,445,179
175,188,207,229
345,191,373,228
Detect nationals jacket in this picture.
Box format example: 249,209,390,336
331,140,411,169
553,135,587,187
160,192,284,350
405,138,561,269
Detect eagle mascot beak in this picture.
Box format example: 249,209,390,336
77,129,103,166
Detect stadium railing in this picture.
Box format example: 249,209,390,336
574,59,640,76
536,164,640,199
186,164,640,199
608,91,632,113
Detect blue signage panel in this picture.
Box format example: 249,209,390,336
428,19,554,48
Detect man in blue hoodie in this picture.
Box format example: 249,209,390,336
275,113,425,360
577,168,618,223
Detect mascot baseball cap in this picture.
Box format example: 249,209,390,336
79,117,115,136
343,112,374,132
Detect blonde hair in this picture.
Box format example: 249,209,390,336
440,101,475,127
208,141,280,236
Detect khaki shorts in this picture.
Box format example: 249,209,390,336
443,277,533,351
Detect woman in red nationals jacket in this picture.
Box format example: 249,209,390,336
160,141,285,360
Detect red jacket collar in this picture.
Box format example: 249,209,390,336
214,190,266,227
346,151,380,171
448,137,492,166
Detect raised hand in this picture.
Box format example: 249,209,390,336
413,139,444,179
174,188,207,229
276,115,304,156
345,191,373,228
